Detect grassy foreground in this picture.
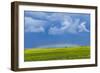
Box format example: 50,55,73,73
24,46,90,61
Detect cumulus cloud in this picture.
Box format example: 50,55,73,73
48,27,64,35
67,19,80,34
46,13,64,21
78,22,89,32
24,11,90,34
48,15,73,35
24,17,47,32
25,11,48,20
48,14,89,35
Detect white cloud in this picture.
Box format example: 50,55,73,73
78,22,89,32
24,17,47,32
67,19,80,34
48,15,78,35
60,16,73,32
25,11,48,20
49,26,64,35
48,15,89,35
46,13,64,21
24,12,90,34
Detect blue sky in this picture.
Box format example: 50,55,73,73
24,11,90,48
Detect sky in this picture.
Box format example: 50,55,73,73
24,11,90,48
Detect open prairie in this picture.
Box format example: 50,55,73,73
24,46,90,61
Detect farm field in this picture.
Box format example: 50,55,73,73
24,46,90,61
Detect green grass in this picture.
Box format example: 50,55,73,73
24,46,90,61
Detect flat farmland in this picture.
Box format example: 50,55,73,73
24,46,90,61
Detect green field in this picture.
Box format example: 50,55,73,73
24,46,90,61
